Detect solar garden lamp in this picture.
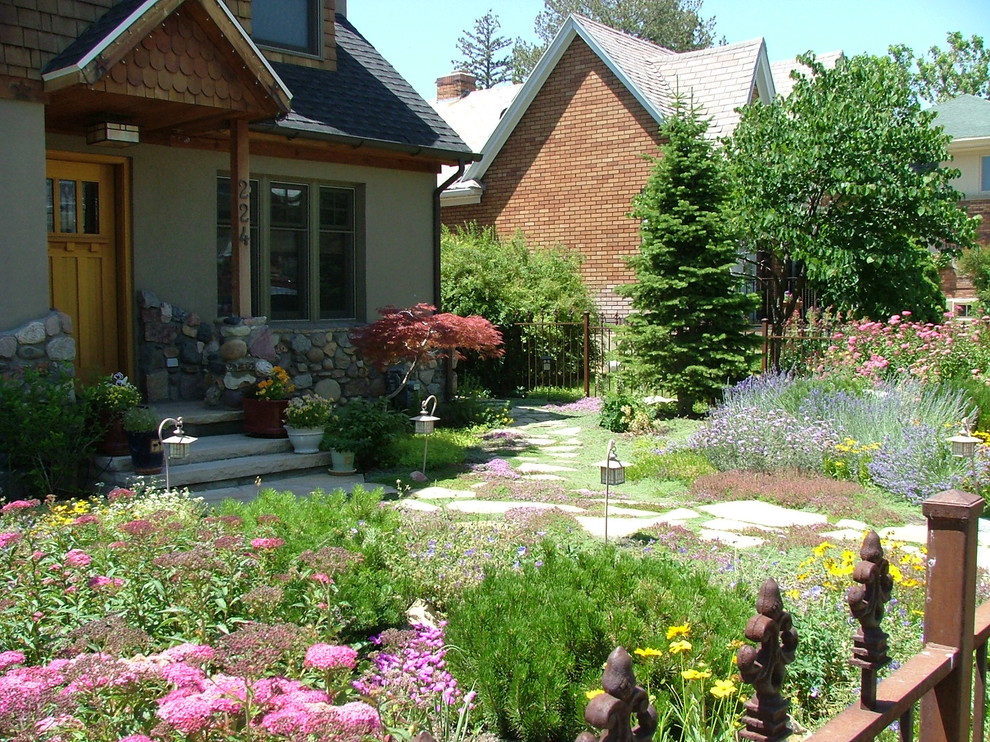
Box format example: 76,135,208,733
594,439,629,543
157,417,197,491
948,426,981,496
410,395,440,475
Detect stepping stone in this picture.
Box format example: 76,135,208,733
699,500,827,528
879,524,928,544
446,500,585,514
606,506,666,517
518,462,577,473
819,528,869,542
835,519,870,531
562,438,582,445
396,499,440,512
522,474,567,481
548,426,583,437
547,452,580,459
576,515,668,540
702,518,781,534
656,507,702,522
523,438,557,446
543,446,579,454
415,486,476,500
979,547,990,569
698,529,765,548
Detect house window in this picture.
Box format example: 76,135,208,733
982,156,990,192
217,176,360,321
252,0,320,56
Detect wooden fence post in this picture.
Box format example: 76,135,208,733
920,489,984,742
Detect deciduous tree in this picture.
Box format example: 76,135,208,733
726,53,978,332
618,98,757,416
350,304,504,400
890,32,990,105
512,0,717,81
452,11,512,89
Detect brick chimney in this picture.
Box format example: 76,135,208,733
436,71,477,101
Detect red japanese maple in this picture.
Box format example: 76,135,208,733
349,303,504,399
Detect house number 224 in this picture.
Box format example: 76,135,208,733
238,179,251,246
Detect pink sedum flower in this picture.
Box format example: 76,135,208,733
250,537,286,550
1,499,40,513
64,549,92,568
303,643,358,671
0,651,25,672
0,532,21,548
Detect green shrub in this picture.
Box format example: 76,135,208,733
0,366,99,498
526,386,585,404
628,447,716,483
950,376,990,432
444,542,754,742
322,397,410,469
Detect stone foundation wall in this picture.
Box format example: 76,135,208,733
136,290,443,406
0,310,76,376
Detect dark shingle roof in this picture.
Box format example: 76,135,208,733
259,15,474,160
43,0,147,74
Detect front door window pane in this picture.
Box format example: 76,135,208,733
46,178,54,232
82,181,99,234
269,183,308,320
59,179,76,233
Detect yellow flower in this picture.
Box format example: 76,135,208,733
813,542,834,558
710,679,738,699
586,689,604,700
785,588,800,601
666,624,691,640
634,647,663,658
681,668,712,681
668,640,692,655
889,564,903,583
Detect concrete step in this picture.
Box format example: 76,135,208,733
92,434,291,472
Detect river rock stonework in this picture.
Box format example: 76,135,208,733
136,290,443,405
0,311,75,376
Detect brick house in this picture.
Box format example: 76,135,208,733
0,0,474,401
931,94,990,315
437,14,773,317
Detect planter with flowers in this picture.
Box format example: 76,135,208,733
243,366,294,438
123,406,163,475
283,394,334,454
85,373,143,456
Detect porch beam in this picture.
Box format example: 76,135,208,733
230,118,251,317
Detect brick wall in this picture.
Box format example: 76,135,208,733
965,198,990,247
442,39,665,318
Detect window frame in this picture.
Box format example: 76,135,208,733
981,155,990,193
217,175,364,323
251,0,322,57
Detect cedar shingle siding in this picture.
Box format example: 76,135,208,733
443,39,665,317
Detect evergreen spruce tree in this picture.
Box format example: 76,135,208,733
618,98,757,416
452,12,512,89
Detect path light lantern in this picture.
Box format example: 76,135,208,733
541,354,552,372
157,417,197,491
948,425,981,496
411,395,440,475
594,439,629,543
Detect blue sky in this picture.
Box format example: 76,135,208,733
347,0,988,101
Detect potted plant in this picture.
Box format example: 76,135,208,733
84,372,143,456
283,394,334,454
123,406,163,475
323,397,409,473
242,366,294,438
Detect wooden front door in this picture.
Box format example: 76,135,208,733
46,158,123,381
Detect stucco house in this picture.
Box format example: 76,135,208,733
0,0,475,402
436,14,774,318
931,94,990,315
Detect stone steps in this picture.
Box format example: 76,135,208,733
92,402,337,497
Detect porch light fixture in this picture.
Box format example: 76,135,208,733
86,121,140,147
594,439,629,543
410,395,440,475
947,426,981,497
157,417,197,490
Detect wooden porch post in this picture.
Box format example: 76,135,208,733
230,118,251,317
920,489,984,742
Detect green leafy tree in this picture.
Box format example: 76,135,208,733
726,53,978,332
452,11,513,89
890,32,990,105
512,0,718,81
618,98,757,417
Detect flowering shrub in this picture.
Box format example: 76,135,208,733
815,313,990,385
254,366,294,401
284,394,334,428
83,372,142,414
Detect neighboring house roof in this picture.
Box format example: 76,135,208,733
258,16,475,160
769,49,844,99
42,0,473,162
930,94,990,142
448,14,773,194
